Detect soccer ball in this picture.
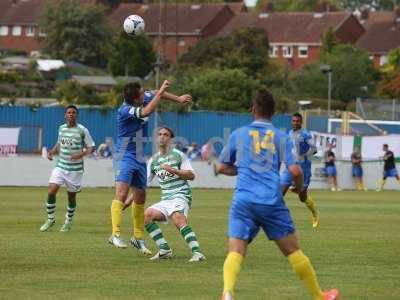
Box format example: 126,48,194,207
123,15,145,36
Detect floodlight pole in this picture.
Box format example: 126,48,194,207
328,71,332,117
154,0,163,133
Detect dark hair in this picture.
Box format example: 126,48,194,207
65,105,78,113
159,126,175,138
383,144,388,148
292,112,303,121
123,82,142,102
252,89,275,118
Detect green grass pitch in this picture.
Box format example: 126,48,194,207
1,187,400,299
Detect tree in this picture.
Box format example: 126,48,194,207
41,0,113,67
168,67,261,112
179,28,270,76
321,27,338,54
108,32,156,78
256,0,340,12
294,44,377,102
339,0,397,10
54,81,106,105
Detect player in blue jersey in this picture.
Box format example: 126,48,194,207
109,80,192,252
281,113,319,229
216,90,339,300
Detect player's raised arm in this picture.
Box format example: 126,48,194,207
161,92,192,105
140,80,170,118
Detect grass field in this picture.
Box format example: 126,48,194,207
1,187,400,300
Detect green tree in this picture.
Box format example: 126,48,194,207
339,0,398,10
256,0,340,12
168,67,261,112
321,27,338,54
295,44,377,102
108,32,156,78
54,81,105,105
41,0,113,67
179,28,269,76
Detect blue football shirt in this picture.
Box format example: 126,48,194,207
289,128,316,163
115,91,154,158
220,120,295,205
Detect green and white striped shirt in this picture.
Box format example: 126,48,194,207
56,123,95,172
148,148,194,206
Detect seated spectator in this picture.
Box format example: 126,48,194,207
97,138,113,158
187,142,201,160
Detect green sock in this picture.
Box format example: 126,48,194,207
46,195,56,221
66,199,76,223
145,222,170,250
180,225,201,253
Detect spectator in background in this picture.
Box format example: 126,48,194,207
377,144,400,191
324,143,341,192
97,137,113,159
187,142,201,160
201,140,216,164
351,150,367,191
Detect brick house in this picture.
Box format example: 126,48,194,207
218,11,365,69
109,2,246,63
356,9,400,67
0,0,46,55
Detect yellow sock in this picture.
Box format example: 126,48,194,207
305,196,317,218
133,203,145,239
288,250,323,300
379,179,386,190
111,199,124,236
356,181,361,190
223,252,243,295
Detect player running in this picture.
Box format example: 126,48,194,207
40,105,95,232
280,113,319,229
216,89,339,300
377,144,400,191
144,127,205,262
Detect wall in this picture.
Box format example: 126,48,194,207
1,156,399,190
0,107,292,153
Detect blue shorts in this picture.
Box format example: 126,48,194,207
281,162,311,189
325,165,337,176
383,168,398,178
228,197,295,241
114,157,147,189
352,166,363,178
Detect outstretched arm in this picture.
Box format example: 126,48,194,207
161,91,192,105
141,80,170,117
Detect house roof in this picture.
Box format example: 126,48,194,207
218,12,354,44
110,3,235,35
356,11,400,54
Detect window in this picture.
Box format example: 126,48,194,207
38,27,46,37
178,40,186,47
0,26,8,36
269,46,278,57
12,26,22,36
282,46,293,58
25,26,35,37
298,46,308,58
379,55,388,66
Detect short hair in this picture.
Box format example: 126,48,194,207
292,112,303,121
65,105,78,113
159,126,175,138
123,82,141,102
252,89,275,118
383,144,388,148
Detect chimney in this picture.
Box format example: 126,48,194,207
260,2,273,13
360,8,370,21
395,6,400,24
